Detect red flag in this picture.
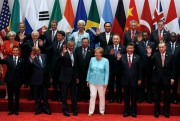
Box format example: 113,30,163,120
165,0,180,34
124,0,141,32
112,0,126,40
140,0,154,35
64,0,74,28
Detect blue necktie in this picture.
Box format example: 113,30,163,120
172,43,175,55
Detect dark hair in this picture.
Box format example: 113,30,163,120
13,46,20,51
104,22,112,27
57,30,65,37
126,43,135,48
81,37,89,41
51,20,58,25
157,20,165,24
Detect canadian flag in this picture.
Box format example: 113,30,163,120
165,0,180,34
140,0,154,35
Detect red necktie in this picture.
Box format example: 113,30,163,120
128,55,132,68
158,30,162,41
131,30,135,41
161,54,165,67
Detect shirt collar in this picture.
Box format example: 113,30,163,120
13,55,18,59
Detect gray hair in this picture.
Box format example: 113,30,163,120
31,30,39,36
77,20,86,26
130,20,138,25
7,31,16,37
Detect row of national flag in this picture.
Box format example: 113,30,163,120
0,0,180,43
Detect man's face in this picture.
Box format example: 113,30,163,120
112,36,120,45
19,24,25,33
51,22,57,31
157,22,164,30
12,48,19,56
170,33,176,42
68,43,74,52
104,23,112,33
130,22,137,30
158,43,166,54
82,39,89,48
31,33,39,40
57,33,64,41
126,45,134,55
142,32,148,41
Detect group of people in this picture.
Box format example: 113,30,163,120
0,19,179,119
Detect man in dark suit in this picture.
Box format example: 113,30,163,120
150,20,170,49
166,32,180,104
21,30,44,101
94,22,114,49
104,34,126,103
29,47,51,115
56,41,79,117
75,37,94,102
147,42,174,118
117,43,141,118
0,46,24,115
136,32,156,103
123,20,140,47
42,30,66,101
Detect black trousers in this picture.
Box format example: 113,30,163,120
7,83,20,112
108,72,122,100
33,84,49,111
171,74,179,101
123,85,137,114
61,81,78,113
77,74,89,100
154,82,170,113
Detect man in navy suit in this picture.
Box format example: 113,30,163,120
0,46,24,115
94,22,114,49
29,47,51,115
117,43,142,118
104,34,126,103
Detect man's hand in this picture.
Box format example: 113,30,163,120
42,25,48,33
30,51,35,61
137,34,142,42
138,80,141,86
146,46,152,57
116,52,122,60
110,48,115,55
96,28,101,36
171,79,175,85
76,79,79,84
66,27,72,34
38,39,44,47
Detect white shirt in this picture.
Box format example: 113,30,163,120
105,32,110,44
13,55,18,65
127,54,133,62
33,40,38,47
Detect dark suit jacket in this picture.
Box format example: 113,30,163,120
118,54,142,86
0,56,24,85
149,52,174,85
150,29,170,47
58,51,78,84
123,30,140,46
28,54,50,86
94,32,114,49
166,42,180,75
75,46,94,78
15,32,31,42
104,44,126,74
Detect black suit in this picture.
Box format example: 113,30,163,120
166,42,180,101
123,30,140,46
0,56,24,112
118,54,141,114
149,52,174,114
104,44,126,101
57,51,78,113
136,40,156,101
75,46,94,101
28,54,50,112
150,29,170,49
94,32,114,49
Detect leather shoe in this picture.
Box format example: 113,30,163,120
73,112,78,116
44,110,51,115
154,112,159,118
123,112,130,117
164,112,170,118
172,100,178,104
14,112,19,115
63,112,70,117
131,113,137,118
8,111,14,115
109,99,115,103
116,99,122,103
35,110,41,115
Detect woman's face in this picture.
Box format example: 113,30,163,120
9,35,15,41
95,50,102,59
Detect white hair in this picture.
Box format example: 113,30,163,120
31,30,39,36
77,20,86,26
7,31,16,37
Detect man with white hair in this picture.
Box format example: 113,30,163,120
67,20,90,49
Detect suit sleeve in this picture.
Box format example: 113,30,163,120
104,59,109,85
